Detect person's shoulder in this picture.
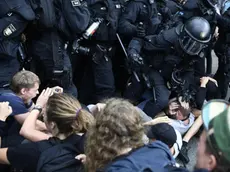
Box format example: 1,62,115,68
0,93,28,116
0,92,22,103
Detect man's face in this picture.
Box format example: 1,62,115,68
23,82,39,101
196,130,215,170
175,108,185,120
169,103,190,121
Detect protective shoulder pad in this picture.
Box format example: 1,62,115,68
162,25,181,44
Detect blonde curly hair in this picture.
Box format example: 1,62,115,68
85,98,144,172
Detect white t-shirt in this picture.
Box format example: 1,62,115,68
173,129,183,158
171,113,195,135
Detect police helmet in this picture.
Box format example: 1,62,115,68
179,17,211,57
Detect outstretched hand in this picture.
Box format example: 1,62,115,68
36,88,54,108
0,102,12,121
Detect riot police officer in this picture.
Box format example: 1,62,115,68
25,0,91,97
126,17,211,117
214,0,230,98
118,0,161,43
0,0,35,93
75,0,122,104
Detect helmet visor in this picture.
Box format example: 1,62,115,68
179,34,208,56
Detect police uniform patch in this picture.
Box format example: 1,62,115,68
71,0,81,6
3,24,16,37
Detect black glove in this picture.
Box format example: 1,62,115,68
203,8,217,23
136,25,146,38
160,7,171,22
128,53,145,72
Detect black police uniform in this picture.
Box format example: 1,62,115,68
26,0,90,97
126,17,211,117
214,1,230,98
118,0,160,42
0,0,35,92
77,0,122,104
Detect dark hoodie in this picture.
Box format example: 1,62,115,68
104,141,175,172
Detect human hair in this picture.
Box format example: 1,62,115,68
10,70,40,94
85,98,145,172
205,140,230,172
46,93,94,136
178,105,191,118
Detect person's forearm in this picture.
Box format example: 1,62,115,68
35,120,47,131
195,87,207,110
20,109,40,138
20,110,49,142
21,109,40,131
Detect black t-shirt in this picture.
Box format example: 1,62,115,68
0,92,33,147
6,134,85,172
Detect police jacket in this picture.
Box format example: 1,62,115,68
26,0,91,41
118,0,160,39
128,26,180,72
128,26,205,84
216,6,230,43
0,0,35,57
85,0,122,43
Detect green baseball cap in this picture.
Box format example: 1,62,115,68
202,99,230,163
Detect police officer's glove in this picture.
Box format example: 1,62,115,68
128,53,145,72
160,7,171,22
203,8,217,24
136,25,146,38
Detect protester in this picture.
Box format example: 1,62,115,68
20,92,94,142
165,99,230,172
0,93,94,172
85,98,176,172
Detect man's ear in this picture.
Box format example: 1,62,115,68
207,154,217,171
50,122,59,136
20,88,27,95
50,122,56,130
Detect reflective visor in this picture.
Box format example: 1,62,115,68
179,35,207,56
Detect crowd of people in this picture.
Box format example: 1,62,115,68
0,0,230,171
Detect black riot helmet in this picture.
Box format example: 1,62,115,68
178,17,211,57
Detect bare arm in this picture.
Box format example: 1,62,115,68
0,148,10,165
20,88,54,142
35,120,47,131
14,112,47,131
13,112,30,125
20,109,50,142
183,114,202,143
